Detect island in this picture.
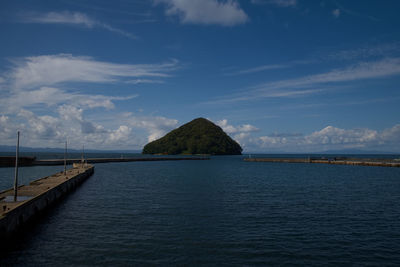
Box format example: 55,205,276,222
142,118,243,155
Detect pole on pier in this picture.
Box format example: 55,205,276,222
64,140,67,174
13,131,20,202
81,144,84,164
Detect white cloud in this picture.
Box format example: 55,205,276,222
253,125,400,152
332,9,341,18
305,126,378,145
0,86,137,113
215,119,259,148
380,124,400,143
128,116,178,142
0,54,181,150
156,0,248,26
251,0,297,7
57,105,105,135
216,119,259,134
0,115,15,141
233,132,251,143
21,11,136,39
0,105,168,149
0,107,137,149
79,94,138,110
238,124,259,132
58,105,84,122
0,115,8,123
18,109,64,140
2,106,400,152
9,54,178,90
109,125,132,142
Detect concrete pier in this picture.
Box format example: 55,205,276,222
244,157,400,167
0,163,94,241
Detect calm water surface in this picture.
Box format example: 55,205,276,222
1,155,400,266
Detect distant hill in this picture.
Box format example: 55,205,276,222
142,118,242,155
0,145,140,154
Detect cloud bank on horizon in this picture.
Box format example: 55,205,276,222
0,0,399,152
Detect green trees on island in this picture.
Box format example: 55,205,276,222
142,118,242,155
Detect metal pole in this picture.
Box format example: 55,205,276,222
83,144,86,166
13,131,20,202
64,140,67,174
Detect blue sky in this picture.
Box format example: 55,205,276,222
1,0,400,152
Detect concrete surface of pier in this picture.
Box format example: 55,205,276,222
0,164,94,241
244,157,400,167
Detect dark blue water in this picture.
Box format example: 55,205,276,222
1,155,400,266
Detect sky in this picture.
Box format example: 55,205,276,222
0,0,400,153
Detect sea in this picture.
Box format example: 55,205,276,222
1,153,400,266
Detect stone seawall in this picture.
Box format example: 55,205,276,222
244,158,400,167
0,164,94,241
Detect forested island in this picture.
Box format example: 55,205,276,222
142,118,242,155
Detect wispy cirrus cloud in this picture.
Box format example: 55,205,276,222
324,42,400,61
251,0,297,7
20,11,137,39
126,79,166,85
204,88,323,105
224,59,313,76
208,58,400,104
332,9,341,18
332,1,379,22
226,42,400,77
257,57,400,89
7,54,178,90
155,0,248,26
224,63,288,76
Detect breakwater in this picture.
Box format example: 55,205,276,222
0,156,209,167
0,156,36,167
0,163,94,241
244,157,400,167
34,157,210,166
